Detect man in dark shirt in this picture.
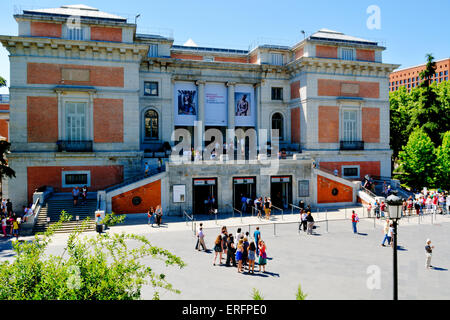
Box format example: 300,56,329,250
6,199,12,216
226,234,236,267
425,239,434,269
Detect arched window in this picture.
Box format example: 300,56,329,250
272,113,284,140
144,109,158,139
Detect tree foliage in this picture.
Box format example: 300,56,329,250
398,128,436,189
435,131,450,190
389,55,450,161
0,212,185,300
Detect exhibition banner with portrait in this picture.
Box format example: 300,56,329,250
234,84,256,127
174,81,198,126
204,83,227,126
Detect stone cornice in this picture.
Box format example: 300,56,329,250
286,57,400,78
0,35,148,62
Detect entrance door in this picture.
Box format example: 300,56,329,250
233,177,256,213
193,178,217,215
270,176,292,210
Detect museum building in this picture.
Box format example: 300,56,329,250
0,4,399,215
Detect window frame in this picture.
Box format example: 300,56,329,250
298,180,310,197
271,87,283,101
340,47,355,61
144,81,159,96
62,170,91,188
341,166,360,179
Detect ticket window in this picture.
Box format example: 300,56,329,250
233,177,256,212
193,178,217,215
270,176,292,210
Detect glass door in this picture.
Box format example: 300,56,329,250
66,102,86,141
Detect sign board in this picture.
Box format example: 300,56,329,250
233,177,255,185
271,176,291,183
234,84,256,127
194,178,216,186
173,184,186,203
174,81,198,126
205,83,227,126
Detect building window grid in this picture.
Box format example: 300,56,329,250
271,87,283,101
341,48,354,61
148,44,159,57
144,81,159,96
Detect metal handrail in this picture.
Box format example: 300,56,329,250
104,166,166,193
360,185,377,198
183,210,195,232
233,208,243,223
270,205,284,220
289,204,302,214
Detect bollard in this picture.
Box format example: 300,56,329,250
345,208,347,219
274,223,276,237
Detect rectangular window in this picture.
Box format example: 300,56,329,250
67,28,84,41
65,102,86,141
445,71,448,76
271,53,283,66
298,180,310,197
342,167,359,178
144,81,158,96
342,110,358,142
148,44,159,57
271,87,283,100
62,171,91,187
341,48,354,61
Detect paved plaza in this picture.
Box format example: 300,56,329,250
0,209,449,300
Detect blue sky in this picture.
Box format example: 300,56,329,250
1,0,449,94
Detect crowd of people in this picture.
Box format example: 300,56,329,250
1,199,23,240
196,224,268,274
240,195,274,220
403,189,449,216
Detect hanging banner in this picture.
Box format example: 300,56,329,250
174,82,198,126
234,85,256,127
205,83,227,126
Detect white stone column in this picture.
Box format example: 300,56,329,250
195,80,205,152
226,81,235,130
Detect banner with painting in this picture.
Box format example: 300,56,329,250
235,85,255,127
205,83,227,126
174,82,197,126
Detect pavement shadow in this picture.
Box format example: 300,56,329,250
432,266,448,271
244,272,268,278
260,271,280,277
357,232,368,236
396,245,408,251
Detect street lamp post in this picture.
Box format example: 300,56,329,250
386,194,403,301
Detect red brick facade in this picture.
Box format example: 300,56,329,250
90,26,122,42
93,98,124,143
319,161,381,179
27,63,124,87
30,21,62,38
290,81,300,100
316,45,338,59
27,165,124,203
362,107,380,143
290,107,300,144
318,106,339,143
27,96,58,143
317,79,380,99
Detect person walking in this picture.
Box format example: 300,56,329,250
72,187,80,207
381,218,390,246
425,239,434,269
144,162,150,177
374,200,380,219
367,203,372,218
351,210,359,234
300,210,308,232
306,211,314,235
155,205,163,227
253,227,261,255
258,240,267,272
242,237,249,268
147,207,155,227
195,223,204,250
388,223,394,248
6,199,12,216
247,241,256,274
221,226,228,255
213,235,223,266
81,185,88,205
196,227,207,251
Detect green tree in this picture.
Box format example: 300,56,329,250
398,128,436,189
435,131,450,190
0,213,185,300
409,54,449,146
0,76,6,87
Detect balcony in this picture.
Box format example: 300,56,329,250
340,141,364,151
57,140,93,152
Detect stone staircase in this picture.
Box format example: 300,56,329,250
33,193,97,234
